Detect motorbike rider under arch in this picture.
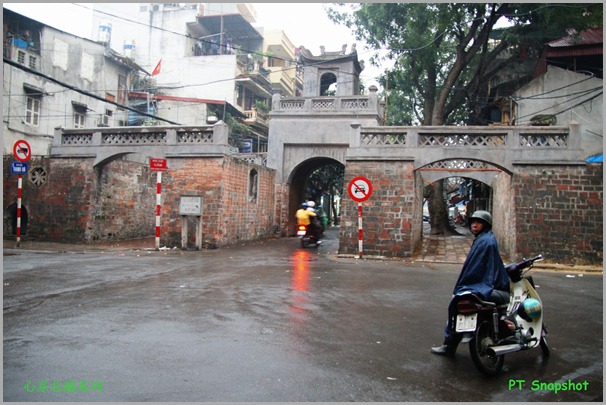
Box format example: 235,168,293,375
296,201,321,241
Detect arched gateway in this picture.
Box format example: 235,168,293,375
268,45,597,264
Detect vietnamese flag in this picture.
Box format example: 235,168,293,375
151,59,162,76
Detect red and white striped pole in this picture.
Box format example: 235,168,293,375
16,174,23,247
155,171,162,250
357,202,363,258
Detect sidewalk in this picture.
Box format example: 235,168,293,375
3,237,157,254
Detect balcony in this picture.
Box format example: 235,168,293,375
243,107,269,127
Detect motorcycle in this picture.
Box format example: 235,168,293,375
453,254,549,376
297,224,321,248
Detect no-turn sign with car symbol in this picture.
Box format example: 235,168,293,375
348,176,373,202
13,140,32,163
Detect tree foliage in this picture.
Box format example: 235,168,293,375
328,3,602,125
305,163,344,202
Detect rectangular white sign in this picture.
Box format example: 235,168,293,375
179,196,202,216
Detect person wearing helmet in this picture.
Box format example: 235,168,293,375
431,210,509,357
305,200,322,241
296,202,315,227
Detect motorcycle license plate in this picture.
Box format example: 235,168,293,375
297,230,306,236
455,314,478,332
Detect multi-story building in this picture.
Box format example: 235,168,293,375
3,8,145,156
90,2,303,152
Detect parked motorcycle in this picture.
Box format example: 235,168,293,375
452,254,549,376
297,224,321,248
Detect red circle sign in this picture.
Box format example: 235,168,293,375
13,140,32,163
348,176,373,202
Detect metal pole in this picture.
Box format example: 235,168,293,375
155,171,162,250
16,174,23,247
357,202,363,258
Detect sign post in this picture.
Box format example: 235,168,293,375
347,176,373,258
150,158,167,250
13,140,32,247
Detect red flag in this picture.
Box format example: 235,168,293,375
151,59,162,76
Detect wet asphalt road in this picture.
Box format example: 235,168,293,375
3,229,603,402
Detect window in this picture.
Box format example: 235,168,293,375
74,111,85,128
14,48,38,70
17,50,25,64
28,54,37,69
25,95,41,126
23,84,46,126
72,101,87,128
248,169,259,203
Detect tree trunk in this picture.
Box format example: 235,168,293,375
427,180,459,236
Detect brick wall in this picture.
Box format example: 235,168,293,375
3,156,96,242
339,161,420,257
88,159,156,242
159,155,276,247
513,164,603,265
4,155,277,248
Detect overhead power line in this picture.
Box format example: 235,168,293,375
4,57,180,125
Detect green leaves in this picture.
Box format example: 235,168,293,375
328,3,602,125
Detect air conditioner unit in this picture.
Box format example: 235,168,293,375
102,109,113,126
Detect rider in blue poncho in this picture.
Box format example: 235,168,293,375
431,210,509,357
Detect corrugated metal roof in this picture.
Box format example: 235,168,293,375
548,28,603,47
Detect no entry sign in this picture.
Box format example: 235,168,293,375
13,140,32,163
348,176,373,202
347,176,373,258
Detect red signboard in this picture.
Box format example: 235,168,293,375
150,158,167,172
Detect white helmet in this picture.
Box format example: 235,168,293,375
307,201,315,208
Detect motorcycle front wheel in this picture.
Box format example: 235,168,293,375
469,320,504,376
540,324,550,356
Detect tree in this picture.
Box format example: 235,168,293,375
329,3,602,125
328,3,602,234
305,163,344,224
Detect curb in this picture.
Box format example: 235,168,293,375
335,254,603,274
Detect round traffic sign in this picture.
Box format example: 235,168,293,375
348,176,373,202
13,140,32,163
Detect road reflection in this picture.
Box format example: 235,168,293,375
291,250,311,316
292,250,310,292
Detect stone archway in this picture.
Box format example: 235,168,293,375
286,157,344,236
415,158,515,260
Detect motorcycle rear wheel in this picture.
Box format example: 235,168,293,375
469,321,504,376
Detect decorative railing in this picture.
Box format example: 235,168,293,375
354,126,574,150
519,133,568,147
102,131,166,144
278,96,374,112
62,133,93,145
272,85,381,116
52,124,272,166
349,124,582,169
418,132,506,147
361,129,407,146
236,153,267,166
177,129,214,144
